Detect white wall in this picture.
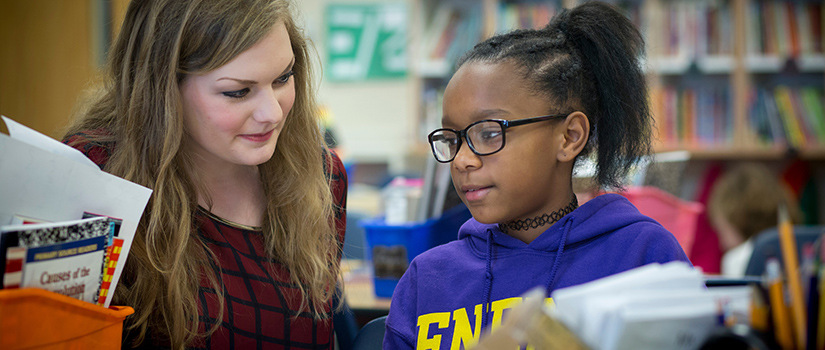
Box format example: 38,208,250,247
296,0,418,173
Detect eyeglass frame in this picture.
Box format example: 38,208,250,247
427,113,570,163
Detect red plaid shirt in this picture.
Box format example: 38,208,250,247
64,132,347,349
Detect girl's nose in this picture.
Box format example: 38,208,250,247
452,141,481,171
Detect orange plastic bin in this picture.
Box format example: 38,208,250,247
0,288,133,349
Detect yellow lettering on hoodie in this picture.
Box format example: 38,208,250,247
450,304,483,350
490,297,522,330
417,312,450,350
415,296,556,349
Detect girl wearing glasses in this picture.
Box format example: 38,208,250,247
63,0,346,348
385,2,690,348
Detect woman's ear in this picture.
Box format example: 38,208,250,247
557,111,589,162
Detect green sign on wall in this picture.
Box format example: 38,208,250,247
326,4,408,81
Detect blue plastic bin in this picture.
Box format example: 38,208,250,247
360,204,471,298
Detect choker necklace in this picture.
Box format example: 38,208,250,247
499,196,579,233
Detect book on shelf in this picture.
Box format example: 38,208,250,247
653,84,824,150
418,2,483,73
646,0,733,66
642,0,822,73
770,86,825,149
0,116,152,307
651,85,733,148
773,87,806,148
748,1,823,59
496,1,557,33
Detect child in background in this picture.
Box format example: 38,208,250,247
708,163,801,277
384,2,690,349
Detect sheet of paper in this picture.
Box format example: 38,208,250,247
0,117,152,307
598,291,718,350
2,116,98,169
551,261,704,332
550,261,751,350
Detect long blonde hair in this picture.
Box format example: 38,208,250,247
64,0,338,348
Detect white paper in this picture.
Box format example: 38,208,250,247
0,116,152,307
550,261,750,350
601,291,718,350
551,261,704,332
2,116,99,169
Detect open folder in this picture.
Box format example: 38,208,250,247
0,116,152,307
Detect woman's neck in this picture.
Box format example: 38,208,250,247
194,159,267,228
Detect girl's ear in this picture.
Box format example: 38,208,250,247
557,111,590,162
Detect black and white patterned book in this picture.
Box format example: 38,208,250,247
0,217,111,303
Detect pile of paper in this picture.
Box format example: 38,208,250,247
0,116,152,307
550,261,751,350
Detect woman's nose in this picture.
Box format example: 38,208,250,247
253,87,286,124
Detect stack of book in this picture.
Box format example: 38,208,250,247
2,215,121,305
0,116,151,307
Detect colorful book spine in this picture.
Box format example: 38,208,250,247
3,247,26,289
774,87,806,148
97,238,124,306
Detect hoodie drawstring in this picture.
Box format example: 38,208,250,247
481,218,572,330
544,219,572,295
481,229,494,331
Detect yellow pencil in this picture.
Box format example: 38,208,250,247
767,258,794,349
750,284,769,333
777,205,806,348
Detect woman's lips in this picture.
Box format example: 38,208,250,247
239,129,274,142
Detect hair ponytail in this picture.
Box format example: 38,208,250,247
554,2,651,189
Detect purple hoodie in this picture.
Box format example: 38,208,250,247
383,193,691,349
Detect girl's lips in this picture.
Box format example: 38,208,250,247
239,129,274,142
463,186,492,202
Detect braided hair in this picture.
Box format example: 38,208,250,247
457,1,651,189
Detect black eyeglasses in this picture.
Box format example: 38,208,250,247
427,114,568,163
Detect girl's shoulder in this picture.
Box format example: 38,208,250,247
62,129,115,170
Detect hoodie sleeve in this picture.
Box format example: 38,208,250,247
383,260,419,349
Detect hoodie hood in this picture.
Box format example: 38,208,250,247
458,193,658,254
461,193,669,330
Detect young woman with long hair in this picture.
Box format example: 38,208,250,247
63,0,346,348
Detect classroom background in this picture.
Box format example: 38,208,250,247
2,0,824,332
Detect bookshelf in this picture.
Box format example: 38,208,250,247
410,0,825,161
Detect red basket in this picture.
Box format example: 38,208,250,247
620,186,704,255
